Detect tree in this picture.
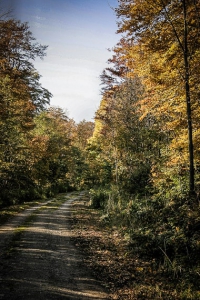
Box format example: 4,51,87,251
100,37,130,92
31,107,75,194
115,0,200,196
74,120,94,150
0,19,51,205
95,77,157,193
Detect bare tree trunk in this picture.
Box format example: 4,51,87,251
182,0,195,195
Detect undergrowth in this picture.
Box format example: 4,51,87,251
88,187,200,299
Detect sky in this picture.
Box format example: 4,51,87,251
1,0,119,122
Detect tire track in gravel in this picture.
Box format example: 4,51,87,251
0,199,54,257
0,192,109,300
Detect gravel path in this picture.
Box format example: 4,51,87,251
0,193,109,300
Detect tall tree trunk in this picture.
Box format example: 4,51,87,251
182,0,195,195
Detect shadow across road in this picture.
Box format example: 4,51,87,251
0,194,109,300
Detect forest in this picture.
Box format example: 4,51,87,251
0,1,200,298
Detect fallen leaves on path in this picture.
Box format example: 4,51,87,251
70,197,171,300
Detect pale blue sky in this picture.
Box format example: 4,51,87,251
2,0,119,122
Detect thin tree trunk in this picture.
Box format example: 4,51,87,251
182,0,195,195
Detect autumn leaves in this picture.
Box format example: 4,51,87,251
94,0,200,198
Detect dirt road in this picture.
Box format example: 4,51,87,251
0,192,109,300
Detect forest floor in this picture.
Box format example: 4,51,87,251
70,193,197,300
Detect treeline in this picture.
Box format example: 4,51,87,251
86,1,200,297
0,18,94,206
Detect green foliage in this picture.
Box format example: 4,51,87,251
89,188,109,209
0,19,51,206
90,184,200,296
0,18,94,206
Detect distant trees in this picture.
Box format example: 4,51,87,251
93,78,153,192
0,18,94,206
0,19,52,204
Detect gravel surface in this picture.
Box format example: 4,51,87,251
0,193,109,300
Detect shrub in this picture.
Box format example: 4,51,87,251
89,188,108,209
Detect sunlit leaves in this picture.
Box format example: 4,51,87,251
0,19,51,205
114,0,200,194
